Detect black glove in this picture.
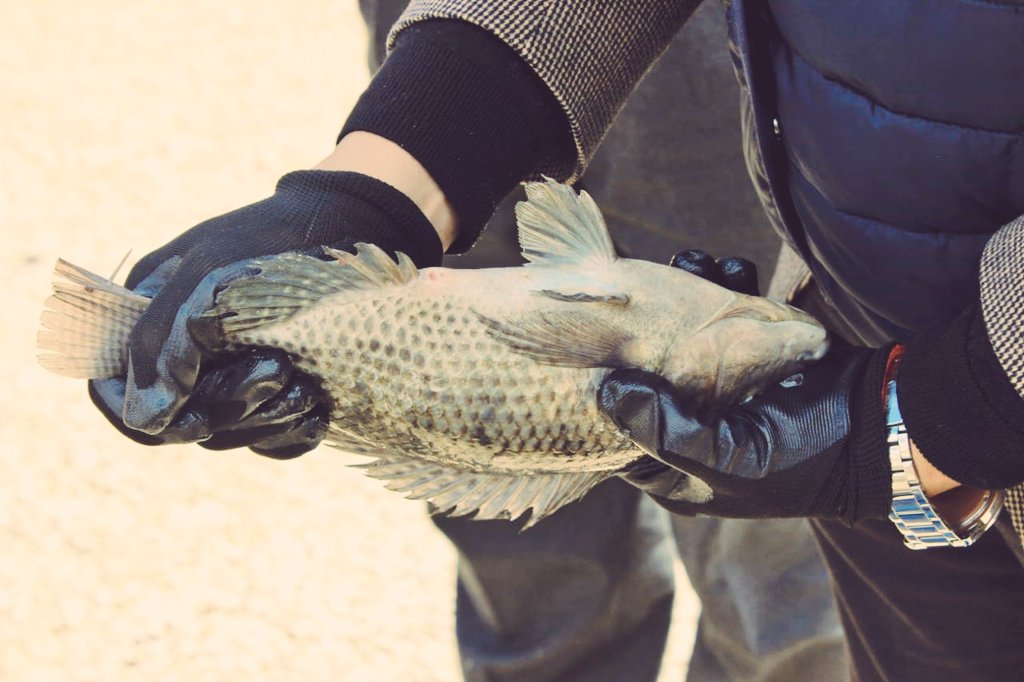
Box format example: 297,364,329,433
600,249,894,523
602,345,894,522
667,249,760,297
89,170,443,457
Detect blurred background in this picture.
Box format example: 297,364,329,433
0,2,699,679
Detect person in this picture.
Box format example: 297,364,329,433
87,2,1024,681
364,2,844,681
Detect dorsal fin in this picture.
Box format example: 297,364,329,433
213,243,417,335
515,179,617,268
322,243,418,288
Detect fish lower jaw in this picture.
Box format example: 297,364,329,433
805,334,831,361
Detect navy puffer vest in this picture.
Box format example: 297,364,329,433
727,0,1024,346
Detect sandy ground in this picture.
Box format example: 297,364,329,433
0,3,699,681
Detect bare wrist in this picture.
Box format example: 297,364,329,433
314,132,458,250
909,439,960,498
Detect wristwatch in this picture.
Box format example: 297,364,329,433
884,367,1004,550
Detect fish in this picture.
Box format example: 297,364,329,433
38,180,829,528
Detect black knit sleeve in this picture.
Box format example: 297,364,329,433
339,19,573,253
899,216,1024,489
899,304,1024,489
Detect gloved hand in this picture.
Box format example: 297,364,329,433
601,252,894,524
89,170,444,458
89,348,331,459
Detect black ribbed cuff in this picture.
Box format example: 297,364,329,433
339,20,572,253
845,345,896,521
276,170,443,267
900,305,1024,489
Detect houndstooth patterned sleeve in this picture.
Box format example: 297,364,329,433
388,0,699,181
980,215,1024,400
980,217,1024,541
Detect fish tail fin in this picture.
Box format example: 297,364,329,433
212,244,417,336
37,259,150,379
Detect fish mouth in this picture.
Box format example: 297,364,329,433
797,334,830,362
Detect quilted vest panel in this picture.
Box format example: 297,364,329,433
728,0,1024,345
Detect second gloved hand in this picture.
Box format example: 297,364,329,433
601,346,894,523
600,252,895,524
89,170,444,454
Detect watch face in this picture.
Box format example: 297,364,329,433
959,489,1006,544
938,487,996,534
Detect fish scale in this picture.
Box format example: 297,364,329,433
242,289,636,469
37,179,830,528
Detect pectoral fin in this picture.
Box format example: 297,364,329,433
474,310,635,369
533,289,629,305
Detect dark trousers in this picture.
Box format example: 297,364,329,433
814,518,1024,682
796,281,1024,682
435,481,846,682
362,2,847,680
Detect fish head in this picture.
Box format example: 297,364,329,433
613,261,830,411
508,180,827,412
658,291,829,411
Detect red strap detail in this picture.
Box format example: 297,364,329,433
881,344,906,405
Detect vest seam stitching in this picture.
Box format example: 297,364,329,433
785,42,1024,138
786,161,1006,237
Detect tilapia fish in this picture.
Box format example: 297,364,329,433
38,180,828,527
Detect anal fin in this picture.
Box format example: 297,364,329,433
344,452,610,530
516,180,618,268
